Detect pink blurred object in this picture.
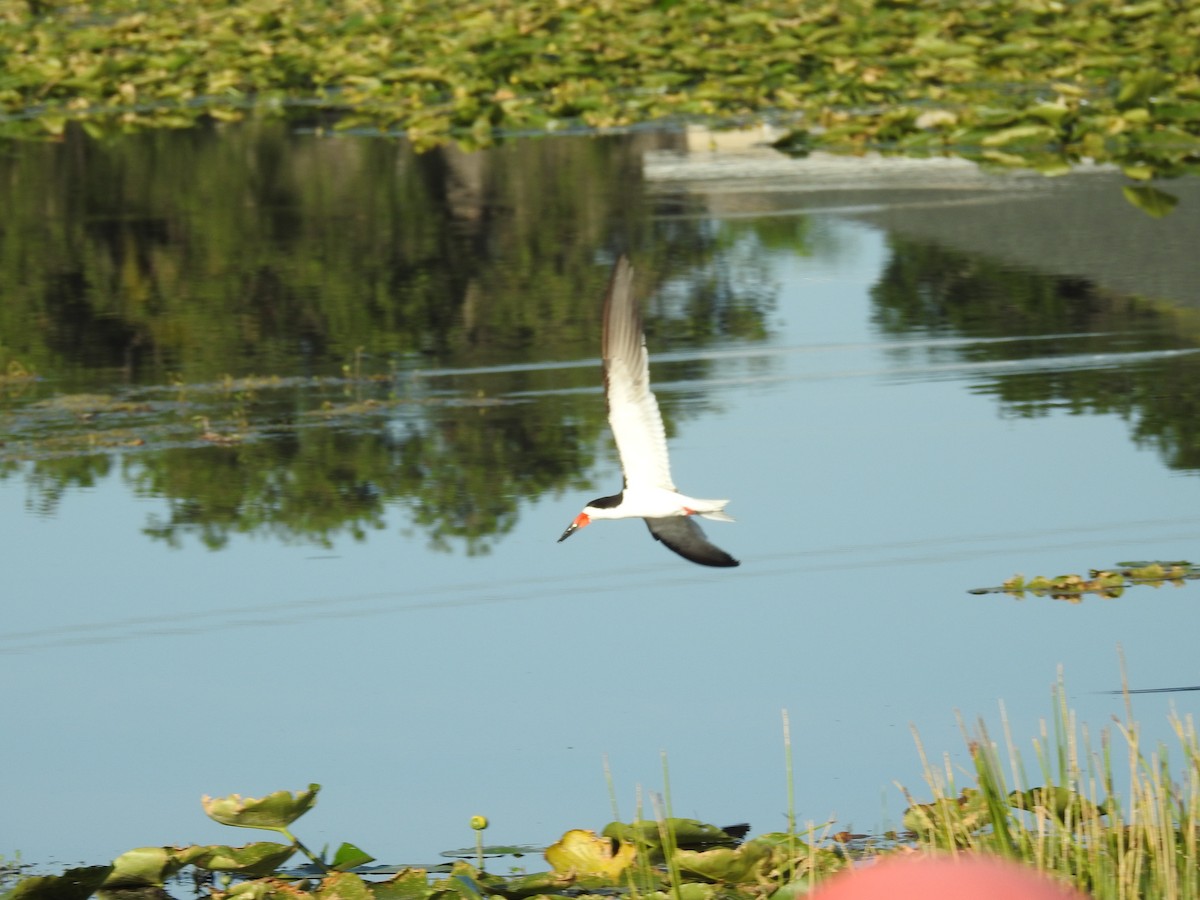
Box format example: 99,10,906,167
809,854,1088,899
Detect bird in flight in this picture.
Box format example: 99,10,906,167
557,255,740,567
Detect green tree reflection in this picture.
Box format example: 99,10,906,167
870,237,1200,472
0,123,777,551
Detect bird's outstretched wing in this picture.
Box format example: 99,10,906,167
644,517,740,568
603,256,675,491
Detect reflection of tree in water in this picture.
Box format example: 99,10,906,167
394,401,592,555
25,455,116,517
1,124,780,552
133,433,392,551
870,236,1200,472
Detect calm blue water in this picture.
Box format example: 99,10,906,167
2,129,1199,870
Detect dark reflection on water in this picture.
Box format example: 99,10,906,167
0,123,776,551
870,237,1200,471
2,122,1200,558
0,123,771,381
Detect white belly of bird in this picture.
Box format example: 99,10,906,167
594,487,731,521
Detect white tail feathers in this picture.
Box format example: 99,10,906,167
696,503,734,523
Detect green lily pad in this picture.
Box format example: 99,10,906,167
980,123,1059,148
438,845,541,859
639,884,716,900
105,846,209,888
0,867,111,900
672,842,769,884
210,881,307,900
1116,70,1171,108
1121,185,1180,217
190,842,298,875
202,784,320,831
444,873,485,900
331,844,376,872
476,871,576,899
365,870,435,900
314,872,374,900
601,819,744,855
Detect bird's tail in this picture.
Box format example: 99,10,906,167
695,501,734,523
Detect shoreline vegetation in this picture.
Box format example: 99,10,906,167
6,681,1200,899
2,0,1199,193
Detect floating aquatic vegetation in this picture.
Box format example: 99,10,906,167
969,560,1200,600
2,0,1198,193
0,786,845,900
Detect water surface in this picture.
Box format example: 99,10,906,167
2,125,1199,869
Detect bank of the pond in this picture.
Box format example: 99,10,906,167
2,0,1199,181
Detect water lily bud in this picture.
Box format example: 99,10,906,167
470,815,489,830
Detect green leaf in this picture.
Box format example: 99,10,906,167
0,867,111,900
1120,164,1156,181
1134,127,1200,155
447,874,485,900
1121,185,1179,217
369,870,437,900
315,872,374,900
1025,103,1072,127
202,784,320,831
438,844,541,859
105,846,209,888
601,818,742,855
980,124,1058,148
331,843,376,872
216,881,306,900
190,842,298,875
640,884,716,900
1113,1,1166,19
476,871,575,899
1116,71,1170,109
672,842,769,884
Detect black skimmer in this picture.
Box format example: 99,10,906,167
557,256,740,568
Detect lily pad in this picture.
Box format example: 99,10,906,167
601,818,745,858
190,843,298,875
438,845,541,859
0,867,111,900
105,846,209,888
330,844,375,873
209,882,310,900
1122,185,1180,217
364,870,435,900
473,871,576,899
543,829,635,879
202,785,320,831
672,842,770,884
313,872,374,900
639,884,716,900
